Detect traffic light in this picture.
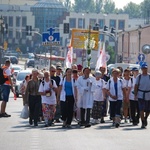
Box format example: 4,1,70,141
104,25,108,31
111,27,115,34
63,23,69,34
26,25,32,36
93,26,99,31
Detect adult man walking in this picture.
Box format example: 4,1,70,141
134,64,150,128
0,59,14,117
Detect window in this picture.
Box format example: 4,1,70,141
78,18,85,28
3,16,7,23
16,31,20,39
9,30,13,38
98,19,104,29
16,16,21,27
110,19,116,28
89,19,96,28
118,20,125,30
69,18,76,28
99,34,104,42
22,16,27,27
9,16,13,27
22,31,26,39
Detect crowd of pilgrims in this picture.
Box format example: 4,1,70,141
20,64,142,129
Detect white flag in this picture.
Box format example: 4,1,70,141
97,40,102,58
65,45,73,68
95,42,107,71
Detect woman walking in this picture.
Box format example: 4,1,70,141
39,71,57,127
57,68,77,128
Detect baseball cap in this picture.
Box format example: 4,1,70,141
95,71,102,77
141,64,148,69
131,67,139,71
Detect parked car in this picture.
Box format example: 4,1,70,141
3,56,18,64
10,64,22,79
26,59,35,68
14,70,32,97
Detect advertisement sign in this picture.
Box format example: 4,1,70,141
71,29,99,50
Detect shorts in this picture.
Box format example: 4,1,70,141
138,99,150,112
0,85,11,102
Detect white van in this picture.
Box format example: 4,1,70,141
107,63,140,72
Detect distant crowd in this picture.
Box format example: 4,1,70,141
1,59,150,129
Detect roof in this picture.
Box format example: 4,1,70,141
32,0,65,9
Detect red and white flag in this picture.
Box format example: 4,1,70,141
95,42,107,71
65,45,73,68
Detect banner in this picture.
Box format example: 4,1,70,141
71,29,99,50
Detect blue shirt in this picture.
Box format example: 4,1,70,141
65,81,73,96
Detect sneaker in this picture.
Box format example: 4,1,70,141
45,124,49,127
0,113,11,117
115,123,120,128
144,117,148,126
29,118,33,125
100,119,105,123
141,121,146,129
66,125,72,129
62,121,66,128
85,123,91,128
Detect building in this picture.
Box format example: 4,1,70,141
59,12,129,68
31,0,68,33
118,25,150,70
0,4,35,50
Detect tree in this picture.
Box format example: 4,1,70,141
123,2,141,18
95,0,104,13
106,45,115,64
73,0,95,13
103,0,115,14
59,0,72,11
141,0,150,23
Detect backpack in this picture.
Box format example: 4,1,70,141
0,68,8,85
138,74,150,87
40,78,54,87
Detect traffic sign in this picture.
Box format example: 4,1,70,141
138,53,145,62
42,28,60,46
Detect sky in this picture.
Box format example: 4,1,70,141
71,0,144,9
114,0,143,9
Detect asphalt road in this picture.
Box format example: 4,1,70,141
0,93,150,150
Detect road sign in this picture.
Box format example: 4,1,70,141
42,28,60,46
138,54,145,62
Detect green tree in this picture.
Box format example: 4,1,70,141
141,0,150,23
95,0,104,13
123,2,141,18
73,0,95,13
59,0,72,11
106,45,115,64
103,0,115,14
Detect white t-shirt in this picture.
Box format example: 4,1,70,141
93,79,105,101
128,77,137,100
38,80,57,105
